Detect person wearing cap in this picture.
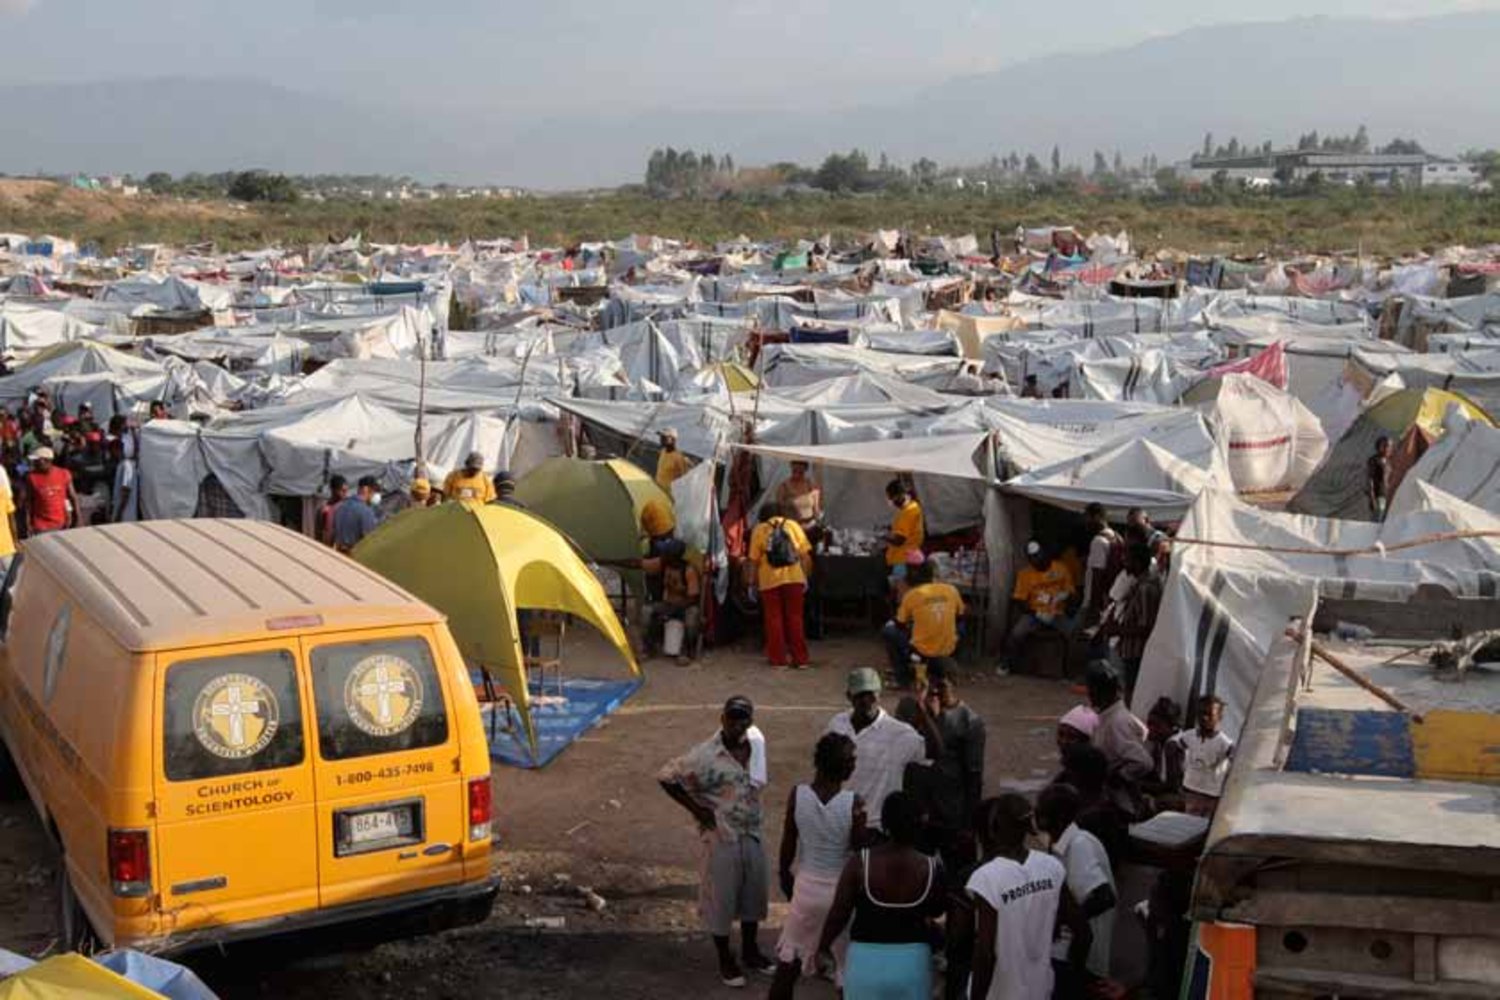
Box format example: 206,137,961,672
826,667,940,828
1001,540,1076,673
332,475,383,553
882,555,965,689
442,451,496,504
655,427,692,493
489,469,527,509
409,477,434,507
1057,705,1099,763
658,696,776,988
24,446,78,535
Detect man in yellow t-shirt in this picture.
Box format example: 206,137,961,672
883,558,964,686
883,479,924,574
747,502,813,668
442,451,496,504
1002,539,1077,672
0,465,16,571
655,428,692,493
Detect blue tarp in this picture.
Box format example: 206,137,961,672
476,676,643,769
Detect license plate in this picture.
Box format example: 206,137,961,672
350,810,402,844
336,799,423,856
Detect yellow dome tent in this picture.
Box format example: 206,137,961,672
353,501,639,761
0,955,159,1000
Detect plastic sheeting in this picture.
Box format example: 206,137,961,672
138,395,519,520
1185,374,1328,493
1134,485,1500,737
0,302,103,362
1388,411,1500,517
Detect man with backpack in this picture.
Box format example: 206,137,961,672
747,501,813,669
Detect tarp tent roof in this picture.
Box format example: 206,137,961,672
138,395,515,521
513,458,672,596
1388,412,1500,518
1135,484,1500,739
1287,387,1492,519
0,340,163,405
0,302,105,362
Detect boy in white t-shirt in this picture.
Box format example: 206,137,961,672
1172,695,1234,816
1037,783,1117,996
967,793,1091,1000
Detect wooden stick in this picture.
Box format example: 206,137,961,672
1307,638,1423,722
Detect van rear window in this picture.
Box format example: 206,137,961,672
164,651,304,782
310,637,448,761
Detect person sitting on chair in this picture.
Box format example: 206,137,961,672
648,547,702,666
999,540,1076,675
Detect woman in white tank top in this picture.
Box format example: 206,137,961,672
770,732,865,999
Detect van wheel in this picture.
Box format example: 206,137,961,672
55,853,100,954
0,739,23,801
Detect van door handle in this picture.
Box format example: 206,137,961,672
422,843,452,857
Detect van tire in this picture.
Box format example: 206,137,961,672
0,738,23,801
55,853,100,954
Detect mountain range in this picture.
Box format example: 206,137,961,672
1,11,1497,189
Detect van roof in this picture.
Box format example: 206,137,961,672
24,520,440,652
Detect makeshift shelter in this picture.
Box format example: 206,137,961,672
0,301,102,362
513,457,674,601
354,501,639,768
138,395,515,522
0,954,160,1000
1388,412,1500,518
1287,387,1491,520
1182,373,1328,493
1134,485,1500,738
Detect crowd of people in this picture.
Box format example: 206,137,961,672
660,656,1231,999
0,390,163,574
646,462,1202,1000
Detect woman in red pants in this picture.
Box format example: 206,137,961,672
748,502,813,669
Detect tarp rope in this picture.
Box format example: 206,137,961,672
1174,528,1500,557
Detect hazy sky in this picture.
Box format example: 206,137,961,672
1,0,1495,112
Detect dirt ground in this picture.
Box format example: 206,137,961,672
0,634,1080,998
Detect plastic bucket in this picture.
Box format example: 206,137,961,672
663,620,686,656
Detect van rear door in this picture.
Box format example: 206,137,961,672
153,641,319,933
301,628,466,908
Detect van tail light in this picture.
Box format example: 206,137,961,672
107,828,151,897
467,777,492,842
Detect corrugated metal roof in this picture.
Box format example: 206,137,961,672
23,520,436,651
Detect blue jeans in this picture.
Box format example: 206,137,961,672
881,621,913,684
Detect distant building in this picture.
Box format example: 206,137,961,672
1183,150,1447,188
1422,160,1484,189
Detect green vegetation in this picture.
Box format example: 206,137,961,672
3,183,1499,257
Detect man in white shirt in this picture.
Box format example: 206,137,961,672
825,667,938,829
1081,503,1122,627
1038,783,1117,994
968,793,1090,1000
1173,695,1234,816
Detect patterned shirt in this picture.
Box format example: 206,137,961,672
658,732,763,842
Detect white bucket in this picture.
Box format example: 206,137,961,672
662,619,686,656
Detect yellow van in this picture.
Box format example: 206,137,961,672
0,519,497,952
